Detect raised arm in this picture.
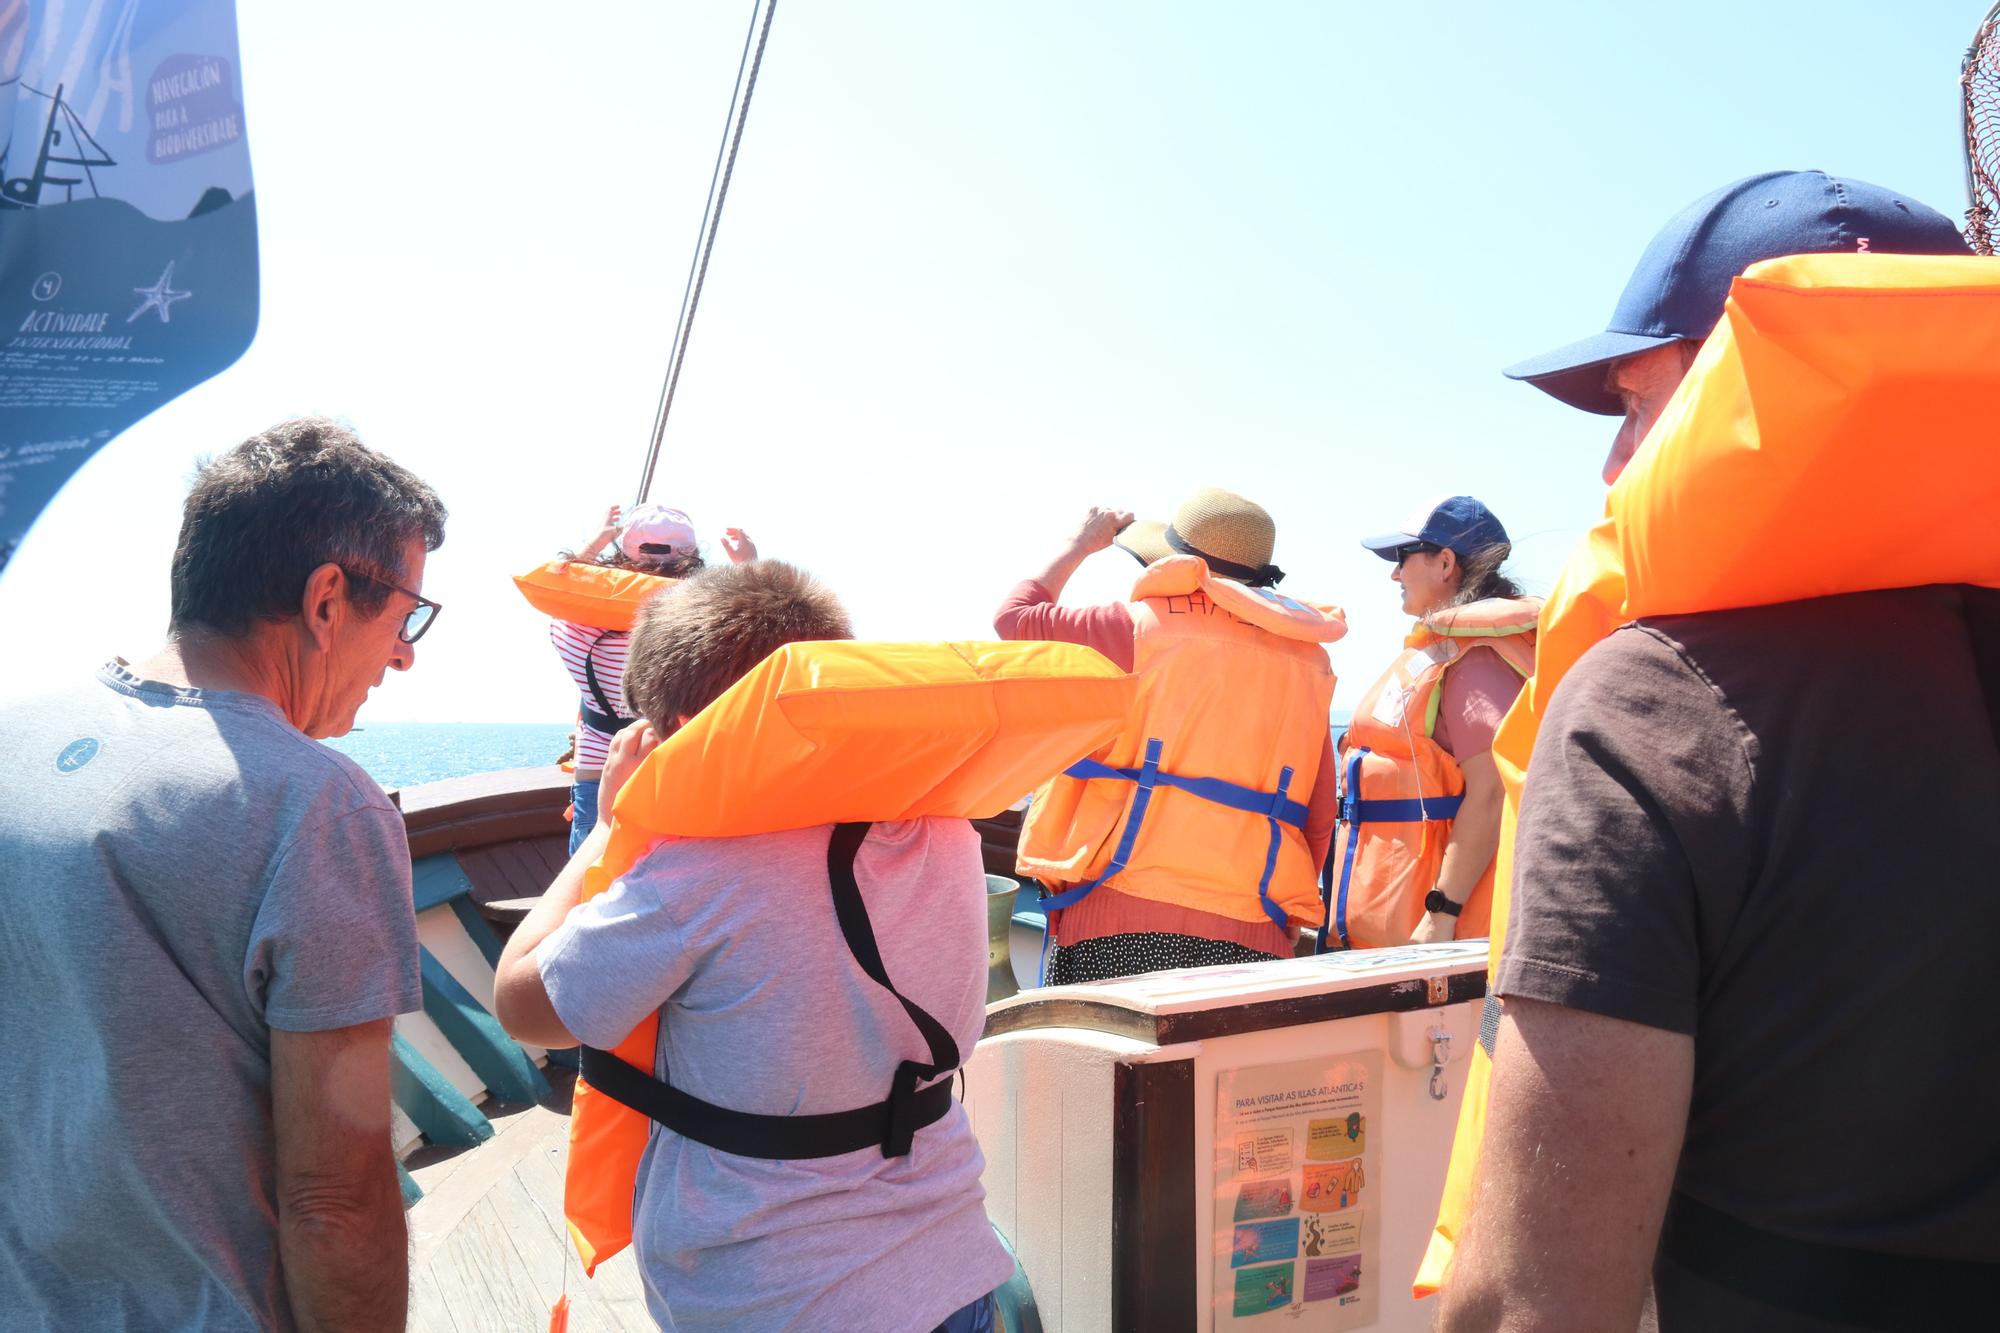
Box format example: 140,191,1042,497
495,720,662,1048
1025,506,1134,601
575,504,623,560
272,1019,408,1332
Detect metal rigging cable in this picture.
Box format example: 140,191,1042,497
635,0,779,504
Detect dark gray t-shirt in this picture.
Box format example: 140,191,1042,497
1498,589,2000,1328
0,664,423,1331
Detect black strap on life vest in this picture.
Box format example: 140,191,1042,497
1658,1190,1992,1329
578,821,961,1160
578,645,636,737
1963,586,2000,755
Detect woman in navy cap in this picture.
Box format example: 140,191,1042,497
1322,496,1538,951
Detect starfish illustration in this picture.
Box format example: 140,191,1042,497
128,261,192,324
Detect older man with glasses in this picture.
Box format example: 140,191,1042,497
0,417,447,1332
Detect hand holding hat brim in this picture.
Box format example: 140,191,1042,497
1113,519,1170,566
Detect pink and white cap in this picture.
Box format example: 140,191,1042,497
617,503,699,562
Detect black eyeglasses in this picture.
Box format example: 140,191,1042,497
340,566,442,644
1393,541,1442,566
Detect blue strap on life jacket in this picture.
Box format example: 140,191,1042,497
1319,746,1467,951
1039,738,1166,911
1251,766,1297,928
1041,738,1303,929
1059,757,1311,828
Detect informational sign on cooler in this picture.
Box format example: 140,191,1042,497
1213,1052,1383,1330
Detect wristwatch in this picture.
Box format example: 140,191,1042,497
1423,890,1462,917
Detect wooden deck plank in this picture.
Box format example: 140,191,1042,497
460,833,570,905
483,1170,630,1333
427,1195,552,1332
404,1066,654,1331
407,1262,463,1333
512,1135,656,1331
422,1202,516,1333
409,1098,565,1257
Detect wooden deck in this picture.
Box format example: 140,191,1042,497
406,1069,655,1332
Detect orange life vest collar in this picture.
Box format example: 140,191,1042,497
513,558,676,632
1130,555,1349,644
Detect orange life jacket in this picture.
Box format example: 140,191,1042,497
1323,598,1538,950
563,639,1134,1273
1015,555,1346,929
513,559,676,632
1417,252,2000,1296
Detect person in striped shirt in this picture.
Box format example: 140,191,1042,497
551,503,757,851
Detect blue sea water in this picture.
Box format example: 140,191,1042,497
323,722,572,791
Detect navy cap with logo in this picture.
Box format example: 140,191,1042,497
1505,170,1972,415
1360,495,1510,562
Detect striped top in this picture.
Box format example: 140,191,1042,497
550,620,631,770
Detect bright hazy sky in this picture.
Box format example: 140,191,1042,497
0,1,1984,722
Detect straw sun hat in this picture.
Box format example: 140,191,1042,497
1114,487,1285,588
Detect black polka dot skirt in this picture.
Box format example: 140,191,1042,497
1042,931,1281,985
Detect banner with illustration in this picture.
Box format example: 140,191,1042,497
0,0,258,572
1214,1052,1383,1330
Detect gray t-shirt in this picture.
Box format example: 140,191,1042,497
537,817,1013,1333
0,664,423,1332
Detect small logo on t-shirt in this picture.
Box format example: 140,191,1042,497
55,738,101,773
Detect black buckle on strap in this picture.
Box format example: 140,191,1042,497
883,1061,924,1158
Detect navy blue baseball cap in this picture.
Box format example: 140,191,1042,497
1505,171,1971,415
1361,495,1510,561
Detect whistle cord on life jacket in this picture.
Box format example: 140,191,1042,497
579,648,637,737
578,820,961,1160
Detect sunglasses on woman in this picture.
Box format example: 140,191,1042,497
1393,541,1443,565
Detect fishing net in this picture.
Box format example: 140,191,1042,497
1962,3,2000,255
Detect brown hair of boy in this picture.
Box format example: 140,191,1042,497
625,559,852,730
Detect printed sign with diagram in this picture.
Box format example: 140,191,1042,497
1212,1052,1383,1330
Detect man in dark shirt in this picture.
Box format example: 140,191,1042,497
1436,173,2000,1331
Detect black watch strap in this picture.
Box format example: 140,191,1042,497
1424,889,1463,917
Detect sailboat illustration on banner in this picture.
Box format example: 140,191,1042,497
0,81,117,209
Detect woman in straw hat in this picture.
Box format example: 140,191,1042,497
996,489,1346,982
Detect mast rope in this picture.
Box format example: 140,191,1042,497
636,0,779,503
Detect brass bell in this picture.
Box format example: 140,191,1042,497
986,874,1021,1004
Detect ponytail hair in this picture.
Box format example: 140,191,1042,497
1451,542,1524,606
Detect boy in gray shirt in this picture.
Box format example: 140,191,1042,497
496,561,1009,1333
